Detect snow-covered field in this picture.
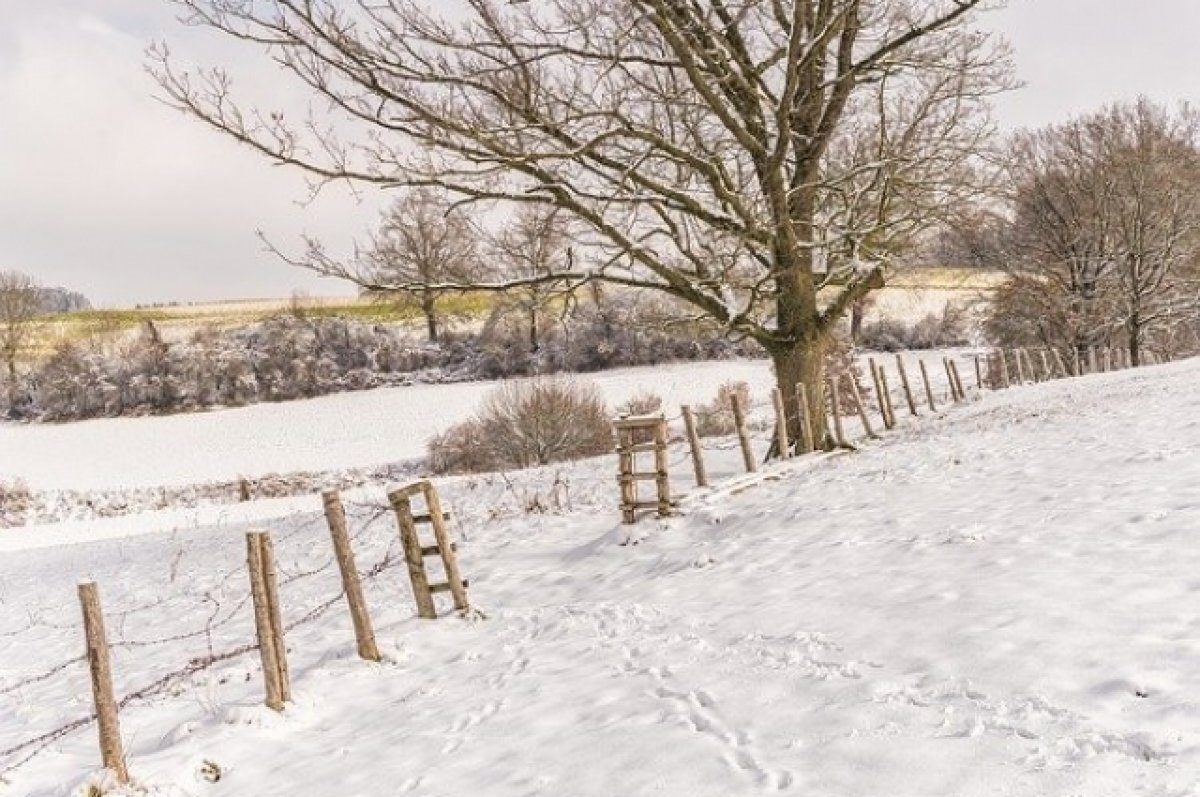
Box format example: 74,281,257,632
0,360,781,493
2,356,1198,796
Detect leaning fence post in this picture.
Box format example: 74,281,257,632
794,383,816,455
322,491,381,662
895,354,919,416
868,359,894,429
877,367,898,428
680,406,709,487
730,392,757,473
1053,349,1068,378
845,375,877,439
247,531,290,710
943,358,961,402
78,581,129,786
771,388,791,460
949,360,966,402
918,359,938,412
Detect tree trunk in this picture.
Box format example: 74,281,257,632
421,293,438,342
770,343,828,454
1128,315,1141,367
529,307,540,353
850,298,866,344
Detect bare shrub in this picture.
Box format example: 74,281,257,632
429,377,612,474
695,380,751,438
0,479,32,527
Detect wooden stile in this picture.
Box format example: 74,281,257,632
680,405,708,487
78,581,129,785
388,481,472,615
322,491,381,662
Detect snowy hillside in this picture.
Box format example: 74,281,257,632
1,357,1198,796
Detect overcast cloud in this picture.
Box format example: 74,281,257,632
2,0,1199,307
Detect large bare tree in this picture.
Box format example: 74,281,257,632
152,0,1012,446
0,271,43,410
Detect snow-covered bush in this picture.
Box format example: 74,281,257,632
429,377,613,474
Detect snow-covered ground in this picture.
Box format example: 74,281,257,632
1,355,1197,796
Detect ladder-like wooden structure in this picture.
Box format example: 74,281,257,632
387,480,470,619
614,414,672,524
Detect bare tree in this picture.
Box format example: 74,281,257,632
152,0,1012,447
0,271,43,410
988,98,1200,363
488,205,576,353
363,188,481,342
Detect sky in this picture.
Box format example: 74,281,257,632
2,0,1200,307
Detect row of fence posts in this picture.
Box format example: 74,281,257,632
73,480,470,787
619,344,1166,522
69,343,1173,781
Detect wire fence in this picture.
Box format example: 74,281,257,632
0,344,1164,785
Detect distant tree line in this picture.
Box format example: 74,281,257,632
3,291,758,422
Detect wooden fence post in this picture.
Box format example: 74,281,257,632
1039,350,1052,380
1088,346,1099,374
868,359,894,429
949,360,966,402
845,375,877,439
943,358,961,402
999,350,1011,387
895,354,919,416
918,359,938,412
1104,348,1113,373
1014,349,1027,384
794,383,816,454
877,368,898,428
1053,349,1068,378
78,582,129,786
828,377,848,446
1072,348,1082,376
771,388,791,459
974,355,983,389
730,392,757,473
680,406,709,487
322,491,381,662
246,531,290,710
